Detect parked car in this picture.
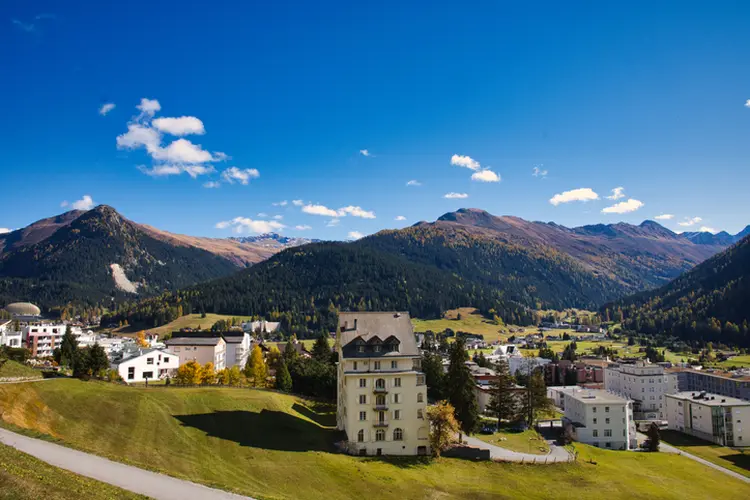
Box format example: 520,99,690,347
480,424,497,434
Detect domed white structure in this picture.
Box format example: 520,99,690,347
4,302,41,317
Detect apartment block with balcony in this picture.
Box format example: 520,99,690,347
666,392,750,447
605,361,678,421
336,312,430,456
675,369,750,401
22,324,86,358
562,388,637,450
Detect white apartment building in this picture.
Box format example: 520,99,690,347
0,320,22,348
22,324,90,358
605,361,678,421
223,331,253,368
165,335,226,370
562,388,636,450
113,349,179,383
336,312,430,456
666,392,750,447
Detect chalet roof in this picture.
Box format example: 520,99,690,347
338,312,418,358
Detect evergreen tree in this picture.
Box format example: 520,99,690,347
71,348,91,379
275,357,293,392
312,334,331,363
487,358,518,426
88,343,109,376
422,351,446,401
520,370,553,426
59,325,78,368
283,338,298,365
646,422,661,452
446,337,480,437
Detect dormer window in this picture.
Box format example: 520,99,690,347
374,345,381,352
358,345,365,353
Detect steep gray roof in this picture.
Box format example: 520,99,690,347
338,312,418,358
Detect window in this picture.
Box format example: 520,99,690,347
604,429,612,437
417,409,423,419
374,345,381,353
142,371,153,379
592,407,597,413
359,449,367,456
417,375,425,386
376,430,385,441
394,393,400,404
593,430,598,437
375,379,386,389
376,395,386,406
359,411,367,421
127,367,135,380
163,356,169,362
394,377,401,387
622,430,626,436
360,378,367,388
358,345,365,353
417,393,424,403
359,395,367,404
353,361,358,370
357,430,365,442
593,418,597,424
146,358,154,365
605,407,610,413
605,418,610,424
174,347,181,353
394,410,401,420
393,428,403,441
391,360,397,369
605,442,611,448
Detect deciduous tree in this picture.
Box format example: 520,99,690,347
426,400,459,458
176,360,203,385
246,346,268,387
202,362,216,384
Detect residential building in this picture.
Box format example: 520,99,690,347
336,312,430,456
675,368,750,401
546,361,604,387
223,331,253,368
605,361,678,420
508,356,550,377
113,349,179,383
561,388,636,450
547,386,582,410
0,320,22,348
666,392,750,447
22,324,89,358
165,334,226,370
242,320,281,334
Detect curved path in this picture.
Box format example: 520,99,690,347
0,427,254,500
461,434,573,463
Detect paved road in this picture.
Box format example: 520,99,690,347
635,432,750,484
461,434,573,463
0,427,254,500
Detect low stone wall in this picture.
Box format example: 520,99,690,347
0,376,43,383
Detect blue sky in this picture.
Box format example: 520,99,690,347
2,1,749,239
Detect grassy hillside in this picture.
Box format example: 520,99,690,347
0,360,41,379
412,307,506,339
661,430,750,478
111,313,254,338
0,443,146,500
0,380,747,500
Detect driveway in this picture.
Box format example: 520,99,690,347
0,427,254,500
461,434,573,463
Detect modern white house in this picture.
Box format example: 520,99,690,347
605,361,678,421
165,334,226,370
665,391,750,447
223,331,253,368
336,312,430,456
561,388,636,450
0,320,22,348
113,348,179,383
22,323,93,358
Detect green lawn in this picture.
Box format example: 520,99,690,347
660,430,750,478
475,428,550,455
412,307,506,340
120,313,254,338
0,443,146,500
0,380,748,499
0,360,41,379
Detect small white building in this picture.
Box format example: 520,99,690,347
242,320,281,334
165,335,227,370
547,386,583,410
665,392,750,447
223,331,253,368
113,349,178,383
0,320,22,348
605,361,678,421
562,388,636,450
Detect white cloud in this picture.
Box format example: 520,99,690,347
213,152,230,162
549,188,599,206
395,215,406,221
295,225,312,231
220,167,260,185
203,181,221,189
152,116,205,136
136,98,161,117
678,216,703,227
0,228,11,234
138,164,183,177
654,214,674,220
338,206,376,219
532,166,548,177
272,215,283,220
451,154,480,171
99,103,116,116
292,199,303,206
151,138,215,164
215,217,285,234
444,192,469,199
117,124,161,153
348,231,365,240
257,212,268,218
601,198,644,214
183,165,216,178
70,195,95,210
326,219,340,227
471,169,500,183
359,149,371,157
60,201,69,207
607,187,626,200
302,204,340,217
272,200,288,207
406,180,422,186
699,226,719,234
745,99,750,108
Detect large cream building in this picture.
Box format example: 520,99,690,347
336,312,430,456
666,392,750,447
605,361,678,421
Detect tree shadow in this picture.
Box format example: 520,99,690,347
718,453,750,473
173,409,344,452
292,402,336,427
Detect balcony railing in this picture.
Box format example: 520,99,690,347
373,386,388,394
373,421,389,428
374,404,389,411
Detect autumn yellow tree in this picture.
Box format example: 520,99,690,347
266,345,282,373
217,368,230,385
201,362,216,385
245,346,268,387
135,331,149,348
426,401,460,458
228,365,243,387
175,360,203,385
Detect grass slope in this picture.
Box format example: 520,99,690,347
412,307,505,340
0,380,748,500
0,360,41,379
661,430,750,478
474,428,550,455
112,313,253,338
0,443,146,500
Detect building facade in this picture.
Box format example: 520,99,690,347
223,331,253,368
165,335,226,370
113,349,179,383
676,369,750,401
605,361,678,420
22,324,89,358
0,320,22,348
666,392,750,447
562,388,636,450
336,312,430,456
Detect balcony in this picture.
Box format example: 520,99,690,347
373,386,388,394
374,404,389,411
373,421,389,428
